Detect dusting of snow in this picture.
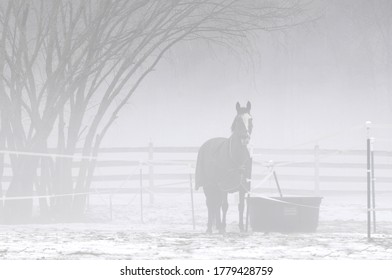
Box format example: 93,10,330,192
1,192,392,259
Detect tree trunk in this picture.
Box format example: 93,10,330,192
51,109,74,221
4,121,55,223
4,155,38,223
37,156,52,222
72,134,101,218
51,157,74,221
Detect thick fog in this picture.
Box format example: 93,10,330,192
2,0,392,262
105,0,392,149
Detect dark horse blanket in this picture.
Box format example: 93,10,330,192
195,137,251,193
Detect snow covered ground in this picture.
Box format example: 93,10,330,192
1,191,392,260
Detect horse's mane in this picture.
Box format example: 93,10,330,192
231,116,240,133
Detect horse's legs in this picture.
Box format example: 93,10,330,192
205,193,214,233
214,191,224,233
220,193,228,233
215,201,222,232
204,186,217,234
238,191,245,232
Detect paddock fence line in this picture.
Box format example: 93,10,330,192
1,142,392,195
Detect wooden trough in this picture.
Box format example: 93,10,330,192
247,196,322,232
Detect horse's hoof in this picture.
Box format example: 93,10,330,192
239,225,245,232
206,228,213,234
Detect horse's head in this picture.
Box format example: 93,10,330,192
231,101,253,146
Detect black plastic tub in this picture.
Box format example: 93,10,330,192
247,196,323,232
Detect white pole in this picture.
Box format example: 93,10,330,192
370,138,376,233
366,121,372,240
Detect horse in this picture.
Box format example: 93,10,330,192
195,101,253,233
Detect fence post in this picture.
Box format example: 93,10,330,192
109,194,113,221
314,144,320,195
148,141,154,204
140,164,144,223
189,167,196,230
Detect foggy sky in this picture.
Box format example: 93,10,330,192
103,0,392,150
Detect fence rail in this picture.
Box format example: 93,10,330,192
1,144,392,193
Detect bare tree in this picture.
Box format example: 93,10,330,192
0,0,309,223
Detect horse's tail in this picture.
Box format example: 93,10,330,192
195,137,226,191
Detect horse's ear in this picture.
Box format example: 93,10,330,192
246,101,251,112
236,102,241,113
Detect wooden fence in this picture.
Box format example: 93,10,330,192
1,143,392,194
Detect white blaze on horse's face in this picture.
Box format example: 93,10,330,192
241,113,252,133
240,113,252,145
